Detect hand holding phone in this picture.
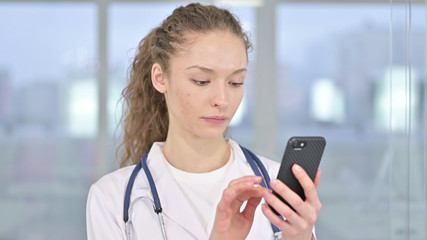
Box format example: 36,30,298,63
271,136,326,214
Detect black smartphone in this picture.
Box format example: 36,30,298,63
271,136,326,214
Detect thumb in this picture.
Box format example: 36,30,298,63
314,169,322,188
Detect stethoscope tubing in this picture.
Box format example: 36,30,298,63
140,154,163,214
123,159,143,222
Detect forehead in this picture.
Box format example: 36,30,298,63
170,30,248,73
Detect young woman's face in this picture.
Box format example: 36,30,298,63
164,30,247,139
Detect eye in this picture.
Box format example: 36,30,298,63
229,82,244,87
192,79,210,86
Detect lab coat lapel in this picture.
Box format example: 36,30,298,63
146,148,208,239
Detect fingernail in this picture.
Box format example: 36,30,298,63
263,190,271,198
293,164,302,172
270,179,278,187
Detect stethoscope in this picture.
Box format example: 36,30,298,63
123,146,282,240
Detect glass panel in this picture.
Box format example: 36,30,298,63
0,3,96,239
277,3,426,239
389,3,427,239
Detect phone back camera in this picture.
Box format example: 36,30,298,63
292,140,307,150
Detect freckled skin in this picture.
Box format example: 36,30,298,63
163,31,247,140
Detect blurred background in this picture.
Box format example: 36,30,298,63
0,0,426,239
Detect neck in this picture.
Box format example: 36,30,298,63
162,133,230,173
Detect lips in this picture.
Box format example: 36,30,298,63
202,116,229,125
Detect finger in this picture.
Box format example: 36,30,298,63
224,175,264,208
262,188,303,226
314,169,321,188
269,178,309,214
241,196,262,219
292,165,322,215
222,176,263,205
231,187,266,211
228,175,262,188
220,178,266,214
236,186,267,201
262,203,314,238
261,203,296,235
263,189,315,234
216,187,237,217
292,164,318,203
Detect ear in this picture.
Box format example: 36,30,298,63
151,63,167,93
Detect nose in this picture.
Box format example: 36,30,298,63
211,82,228,109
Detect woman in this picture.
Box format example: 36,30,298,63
86,3,322,240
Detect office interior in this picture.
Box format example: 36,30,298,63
0,0,426,239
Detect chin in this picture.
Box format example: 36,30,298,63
194,127,227,140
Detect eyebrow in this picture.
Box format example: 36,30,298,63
186,65,247,75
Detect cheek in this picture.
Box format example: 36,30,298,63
175,90,195,115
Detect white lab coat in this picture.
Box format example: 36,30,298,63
86,139,317,239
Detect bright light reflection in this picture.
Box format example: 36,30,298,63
108,81,124,133
310,78,345,124
68,79,98,137
374,66,419,133
229,96,246,127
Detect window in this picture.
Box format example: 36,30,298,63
277,3,426,239
0,3,97,239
